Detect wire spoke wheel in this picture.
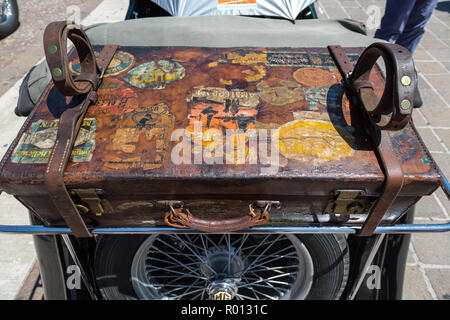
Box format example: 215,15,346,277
131,234,314,300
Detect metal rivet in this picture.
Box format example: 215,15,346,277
401,75,411,86
52,67,62,78
47,44,58,54
400,99,411,110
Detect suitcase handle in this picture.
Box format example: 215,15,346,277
164,203,270,233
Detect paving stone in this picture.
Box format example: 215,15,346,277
419,38,449,50
419,89,448,108
435,129,450,150
426,48,450,61
415,61,448,74
412,111,428,126
425,269,450,300
416,127,445,152
412,232,450,265
421,107,450,127
431,153,450,178
414,48,434,61
435,188,450,217
402,266,433,300
415,192,448,219
423,74,450,90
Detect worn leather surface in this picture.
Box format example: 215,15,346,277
0,46,441,228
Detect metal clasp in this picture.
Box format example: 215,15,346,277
71,189,113,216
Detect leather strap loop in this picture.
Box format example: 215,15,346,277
165,207,270,233
44,21,98,96
329,43,415,131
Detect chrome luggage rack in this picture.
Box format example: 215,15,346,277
0,168,449,236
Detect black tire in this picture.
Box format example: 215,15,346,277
95,233,349,300
0,0,19,39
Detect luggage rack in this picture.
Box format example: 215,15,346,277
0,168,449,235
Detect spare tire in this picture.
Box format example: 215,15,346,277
95,233,349,300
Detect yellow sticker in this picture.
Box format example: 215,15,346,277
278,119,354,164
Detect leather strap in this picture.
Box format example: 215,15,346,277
43,21,119,237
44,21,98,96
329,43,415,131
165,207,270,233
328,43,407,236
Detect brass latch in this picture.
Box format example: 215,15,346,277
71,189,113,216
325,190,366,216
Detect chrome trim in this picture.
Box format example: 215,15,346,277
0,223,449,235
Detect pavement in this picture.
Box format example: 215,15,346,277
0,0,449,300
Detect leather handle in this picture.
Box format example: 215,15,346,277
165,206,270,233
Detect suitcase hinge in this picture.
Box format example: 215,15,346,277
71,189,113,216
325,190,365,216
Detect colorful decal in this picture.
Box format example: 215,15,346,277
277,112,354,164
69,50,135,77
293,67,338,87
257,79,305,106
12,119,97,163
90,79,138,114
104,103,174,170
187,87,259,162
208,50,267,85
226,50,268,65
124,60,185,90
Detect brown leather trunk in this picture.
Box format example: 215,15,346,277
0,46,441,230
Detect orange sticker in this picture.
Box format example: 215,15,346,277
293,67,337,87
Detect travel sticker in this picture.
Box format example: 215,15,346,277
208,50,267,85
293,67,338,87
104,103,174,170
12,119,97,163
277,112,354,165
90,80,138,114
69,50,135,77
303,85,343,111
186,87,259,163
124,60,185,90
257,79,305,106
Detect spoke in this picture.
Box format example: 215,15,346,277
245,253,298,271
237,235,284,276
234,292,257,300
246,244,295,261
237,272,296,288
172,287,207,300
150,246,204,277
199,234,209,257
146,256,198,268
173,234,218,277
173,277,203,298
203,234,221,251
251,264,299,274
244,285,278,300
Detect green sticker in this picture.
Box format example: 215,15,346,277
12,119,97,164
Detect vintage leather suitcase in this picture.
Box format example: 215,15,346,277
0,25,442,237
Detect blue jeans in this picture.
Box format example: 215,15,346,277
374,0,438,54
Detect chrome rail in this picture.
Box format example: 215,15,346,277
0,222,449,235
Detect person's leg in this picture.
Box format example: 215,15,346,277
374,0,417,43
396,0,438,54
